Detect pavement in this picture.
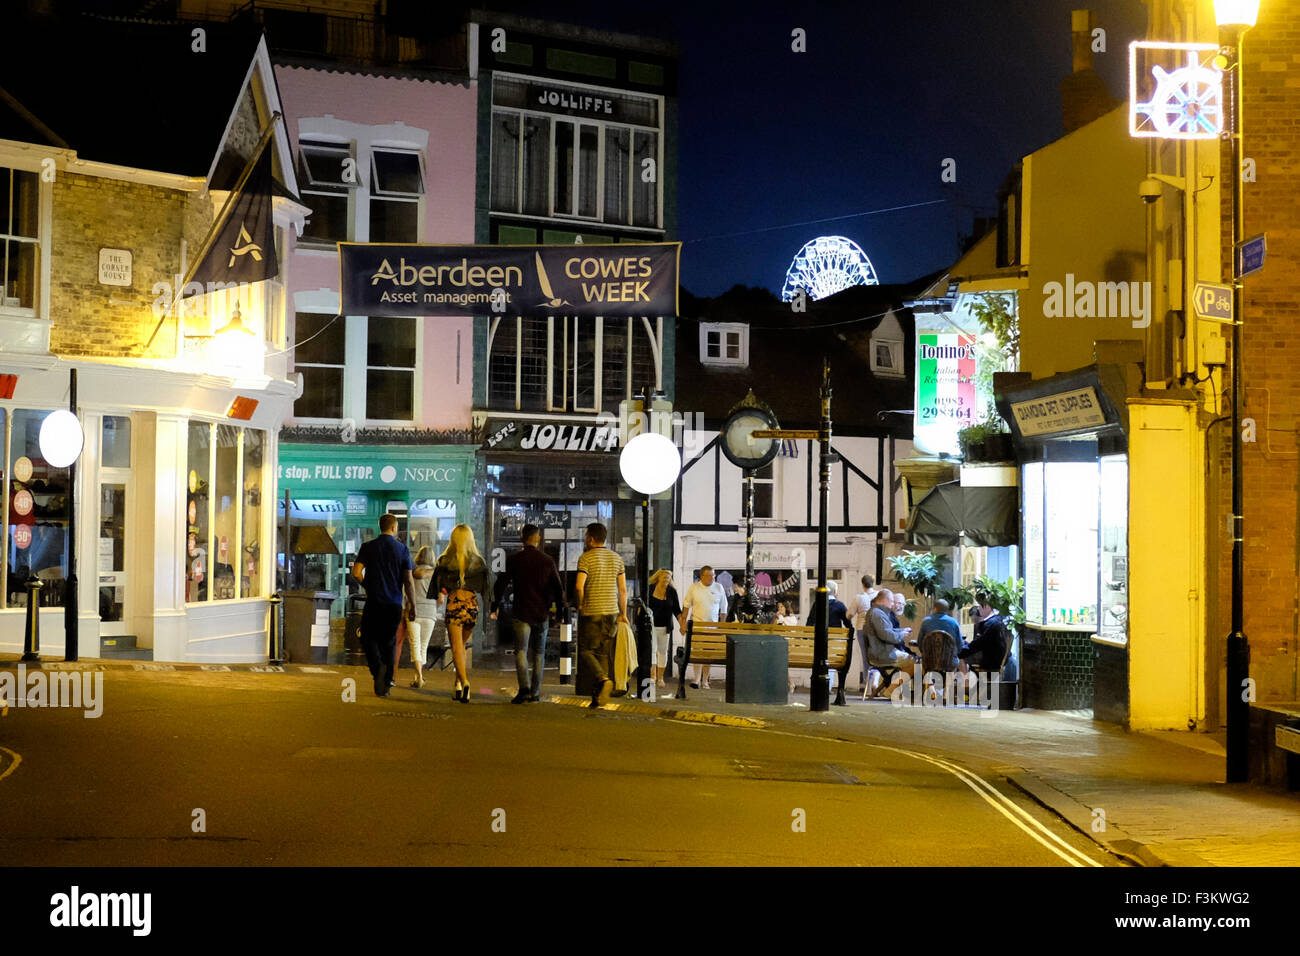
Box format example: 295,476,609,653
4,653,1299,866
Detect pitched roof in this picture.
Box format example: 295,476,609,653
1,14,264,180
675,276,939,436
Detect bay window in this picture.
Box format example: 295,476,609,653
185,422,265,603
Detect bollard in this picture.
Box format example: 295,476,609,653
558,619,574,685
21,579,42,663
267,592,284,665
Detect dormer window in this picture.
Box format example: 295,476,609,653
700,322,747,367
871,339,903,377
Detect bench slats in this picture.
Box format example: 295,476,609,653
684,623,851,668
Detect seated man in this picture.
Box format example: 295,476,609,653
959,591,1009,674
919,598,965,669
864,588,917,697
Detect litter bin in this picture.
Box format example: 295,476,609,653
344,594,366,666
726,633,789,704
283,589,336,664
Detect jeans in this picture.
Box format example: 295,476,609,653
512,617,549,697
408,618,436,670
578,614,619,691
360,600,403,696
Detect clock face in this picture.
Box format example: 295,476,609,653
722,410,777,469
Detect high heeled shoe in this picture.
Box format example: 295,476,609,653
453,677,463,701
458,680,471,703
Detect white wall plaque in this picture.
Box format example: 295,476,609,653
98,248,133,287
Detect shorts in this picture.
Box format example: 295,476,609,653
445,591,479,629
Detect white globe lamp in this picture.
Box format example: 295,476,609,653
619,432,681,495
39,409,84,468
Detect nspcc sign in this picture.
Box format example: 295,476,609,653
340,242,680,318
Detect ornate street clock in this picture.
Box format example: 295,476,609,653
719,390,780,471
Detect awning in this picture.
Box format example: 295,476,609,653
906,480,1019,548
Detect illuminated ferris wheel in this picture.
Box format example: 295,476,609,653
780,235,879,302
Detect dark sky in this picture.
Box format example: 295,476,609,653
486,0,1149,296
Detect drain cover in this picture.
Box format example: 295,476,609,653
731,759,863,785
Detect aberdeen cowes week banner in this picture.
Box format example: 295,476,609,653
339,242,680,318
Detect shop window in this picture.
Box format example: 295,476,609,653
185,422,211,603
369,148,423,243
365,316,416,421
603,127,631,225
520,317,549,412
572,316,598,412
298,139,352,245
185,423,265,603
1,167,40,312
6,410,72,609
1022,456,1127,635
293,312,345,420
700,323,747,368
490,113,521,212
553,120,600,219
488,317,518,409
241,429,264,598
601,319,628,411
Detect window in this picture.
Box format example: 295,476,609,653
1,167,39,311
489,76,662,229
5,409,74,610
750,461,776,519
366,315,416,421
871,339,903,377
185,422,265,603
369,148,423,242
293,312,345,419
699,323,747,367
298,140,352,245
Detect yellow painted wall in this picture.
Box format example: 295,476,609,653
1128,400,1206,730
1020,107,1147,378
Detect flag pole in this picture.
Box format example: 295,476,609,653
143,112,282,353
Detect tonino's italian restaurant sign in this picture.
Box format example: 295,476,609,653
1010,387,1107,437
339,243,680,318
484,420,619,453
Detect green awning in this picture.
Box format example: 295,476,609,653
906,480,1019,548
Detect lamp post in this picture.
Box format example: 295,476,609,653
719,391,782,624
39,368,85,662
1215,0,1260,784
619,430,681,696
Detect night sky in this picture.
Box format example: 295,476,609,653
483,0,1149,297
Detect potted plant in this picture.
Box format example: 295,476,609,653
970,574,1025,638
887,550,950,620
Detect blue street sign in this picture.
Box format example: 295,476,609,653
1192,281,1233,322
1236,234,1266,278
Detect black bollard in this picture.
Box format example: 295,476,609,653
21,579,42,663
267,592,284,665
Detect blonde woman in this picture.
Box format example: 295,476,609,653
647,569,682,688
406,546,438,688
432,524,494,702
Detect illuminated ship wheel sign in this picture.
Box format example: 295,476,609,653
780,235,879,302
1129,42,1224,140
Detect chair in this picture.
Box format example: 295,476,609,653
919,630,958,704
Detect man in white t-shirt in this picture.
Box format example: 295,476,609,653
678,565,727,690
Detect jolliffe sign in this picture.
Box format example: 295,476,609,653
341,242,680,319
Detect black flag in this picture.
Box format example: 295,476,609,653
184,140,279,296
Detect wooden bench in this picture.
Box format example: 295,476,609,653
676,621,854,706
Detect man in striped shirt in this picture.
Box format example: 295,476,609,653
575,522,628,708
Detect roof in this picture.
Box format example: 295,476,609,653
675,277,938,436
1,14,265,180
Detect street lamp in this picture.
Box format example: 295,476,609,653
38,369,84,662
1216,0,1259,783
619,429,681,698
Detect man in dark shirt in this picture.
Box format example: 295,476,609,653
806,580,854,636
960,592,1009,674
494,524,566,703
351,514,417,699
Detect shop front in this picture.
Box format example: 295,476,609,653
1,361,293,663
275,443,476,625
998,366,1131,718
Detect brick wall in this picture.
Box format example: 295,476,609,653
1216,3,1300,705
48,171,212,359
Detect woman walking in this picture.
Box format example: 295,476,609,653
406,546,438,688
432,524,494,702
647,569,682,688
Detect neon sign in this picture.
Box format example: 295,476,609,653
1129,42,1224,140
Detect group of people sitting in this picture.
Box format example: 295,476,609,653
852,575,1011,699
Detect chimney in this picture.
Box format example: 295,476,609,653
1060,9,1120,134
